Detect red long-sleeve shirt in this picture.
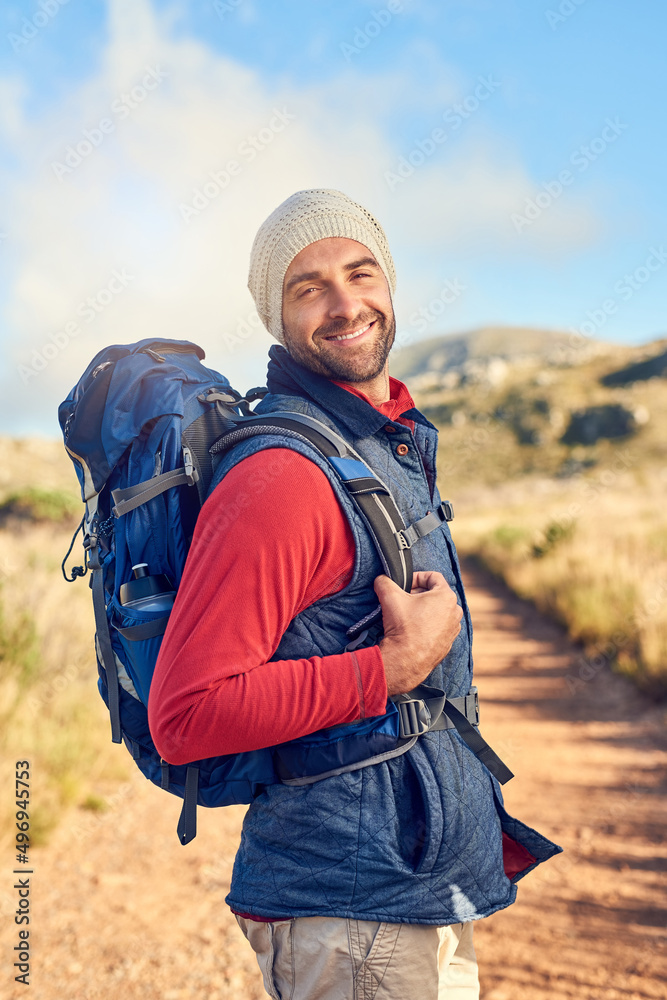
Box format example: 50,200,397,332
148,377,416,765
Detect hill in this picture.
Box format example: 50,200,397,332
389,324,621,382
397,329,664,485
405,332,667,698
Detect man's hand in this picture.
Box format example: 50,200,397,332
374,572,463,696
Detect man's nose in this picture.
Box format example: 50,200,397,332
326,282,361,320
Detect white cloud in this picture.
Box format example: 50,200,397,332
384,141,602,254
0,0,606,436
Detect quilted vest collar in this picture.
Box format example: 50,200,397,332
265,344,436,439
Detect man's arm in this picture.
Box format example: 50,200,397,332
148,447,389,765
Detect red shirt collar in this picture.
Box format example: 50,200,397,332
330,376,415,424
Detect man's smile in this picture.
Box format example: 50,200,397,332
322,320,376,344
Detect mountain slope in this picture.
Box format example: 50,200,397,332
389,324,618,381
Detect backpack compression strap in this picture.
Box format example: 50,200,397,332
84,500,122,744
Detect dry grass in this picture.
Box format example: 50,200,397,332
451,468,667,697
419,341,667,699
0,442,131,848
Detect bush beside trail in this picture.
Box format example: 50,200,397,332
408,337,667,700
0,440,131,848
451,477,667,699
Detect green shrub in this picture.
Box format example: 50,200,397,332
532,519,576,558
491,524,530,550
0,593,39,691
0,487,79,524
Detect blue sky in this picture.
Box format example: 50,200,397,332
1,0,665,435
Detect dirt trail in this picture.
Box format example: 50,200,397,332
462,561,666,999
7,562,667,1000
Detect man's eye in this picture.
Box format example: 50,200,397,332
352,271,372,279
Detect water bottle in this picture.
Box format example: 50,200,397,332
119,563,176,613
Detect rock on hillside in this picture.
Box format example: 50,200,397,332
561,403,649,446
600,339,667,386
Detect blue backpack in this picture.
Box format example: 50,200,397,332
60,338,510,844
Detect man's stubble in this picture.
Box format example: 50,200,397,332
282,308,396,383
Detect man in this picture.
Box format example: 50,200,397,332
149,189,560,999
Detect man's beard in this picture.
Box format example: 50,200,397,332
282,308,396,383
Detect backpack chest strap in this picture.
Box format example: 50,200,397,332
396,501,455,550
393,684,514,785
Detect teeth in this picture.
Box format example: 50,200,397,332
329,324,371,342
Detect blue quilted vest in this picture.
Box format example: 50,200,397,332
213,345,561,924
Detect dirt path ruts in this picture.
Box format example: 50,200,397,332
465,560,667,999
8,562,667,1000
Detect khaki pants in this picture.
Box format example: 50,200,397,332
235,915,480,1000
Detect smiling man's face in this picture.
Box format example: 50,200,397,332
281,237,395,383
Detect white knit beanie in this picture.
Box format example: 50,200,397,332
248,189,396,344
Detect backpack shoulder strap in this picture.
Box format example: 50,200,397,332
210,411,414,599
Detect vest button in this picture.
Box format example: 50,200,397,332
396,443,409,456
384,424,396,433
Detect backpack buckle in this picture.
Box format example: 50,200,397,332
182,446,199,485
465,687,479,727
396,699,431,738
144,348,166,363
344,629,369,653
244,386,268,403
439,500,454,522
198,388,238,405
395,529,411,550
